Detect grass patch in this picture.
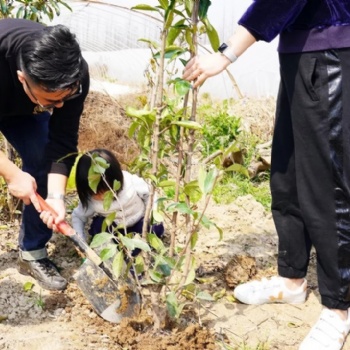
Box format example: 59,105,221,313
213,173,271,210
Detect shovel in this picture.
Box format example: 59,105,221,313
36,193,141,323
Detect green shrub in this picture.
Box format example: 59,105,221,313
199,100,241,156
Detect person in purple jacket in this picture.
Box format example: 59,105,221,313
0,19,89,292
183,1,350,349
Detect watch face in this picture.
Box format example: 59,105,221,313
218,43,228,53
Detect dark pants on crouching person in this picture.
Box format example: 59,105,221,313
271,48,350,310
89,215,164,256
0,112,51,260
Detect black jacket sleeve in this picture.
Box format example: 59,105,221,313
46,59,90,176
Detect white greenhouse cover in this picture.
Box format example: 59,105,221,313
50,0,280,99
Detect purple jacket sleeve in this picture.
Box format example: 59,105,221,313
238,0,308,42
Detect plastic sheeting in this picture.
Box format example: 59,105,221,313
51,0,280,99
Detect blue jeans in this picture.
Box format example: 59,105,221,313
0,113,51,257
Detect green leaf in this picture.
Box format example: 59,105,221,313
196,276,216,284
157,262,171,276
185,28,195,53
196,291,214,301
155,256,174,276
59,1,72,11
184,267,196,285
0,0,8,14
164,8,174,29
88,168,100,193
103,191,114,211
226,294,236,303
171,121,202,130
202,17,220,52
225,163,250,177
214,222,223,240
199,214,212,229
100,244,117,261
158,180,176,187
23,281,34,291
213,288,226,300
152,209,164,223
131,4,160,12
138,38,159,49
131,236,151,252
185,0,193,16
198,166,218,195
223,141,241,158
90,232,113,248
113,180,121,192
154,46,186,60
147,233,166,253
190,231,198,249
175,79,191,96
112,250,125,280
92,155,110,173
16,6,25,19
179,57,190,67
166,202,194,214
104,212,116,227
199,0,211,19
206,167,218,194
149,269,164,283
166,19,187,47
162,256,177,269
166,291,178,318
134,255,145,275
183,180,202,203
166,26,181,46
158,0,168,9
128,121,139,138
119,235,135,250
126,106,156,127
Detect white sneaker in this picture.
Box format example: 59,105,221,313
299,308,350,350
233,276,307,305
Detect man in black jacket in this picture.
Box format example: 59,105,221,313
0,18,89,290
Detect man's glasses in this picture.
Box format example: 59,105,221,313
24,79,82,109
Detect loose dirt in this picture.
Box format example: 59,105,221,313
1,92,347,350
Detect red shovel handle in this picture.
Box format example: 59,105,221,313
36,193,75,236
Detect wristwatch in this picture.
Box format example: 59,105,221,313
218,43,238,63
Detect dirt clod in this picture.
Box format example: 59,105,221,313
223,255,257,289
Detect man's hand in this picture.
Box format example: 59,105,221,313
7,169,41,211
39,197,66,232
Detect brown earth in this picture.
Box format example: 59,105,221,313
1,92,344,350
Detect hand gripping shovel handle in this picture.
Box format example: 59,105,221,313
36,193,103,267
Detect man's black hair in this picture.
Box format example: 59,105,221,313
19,24,83,91
76,149,124,209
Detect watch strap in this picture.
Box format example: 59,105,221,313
218,43,238,63
47,193,65,200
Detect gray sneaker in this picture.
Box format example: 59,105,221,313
18,256,68,291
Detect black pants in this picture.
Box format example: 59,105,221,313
271,48,350,310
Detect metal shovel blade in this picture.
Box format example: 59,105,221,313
73,259,141,323
35,193,141,323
